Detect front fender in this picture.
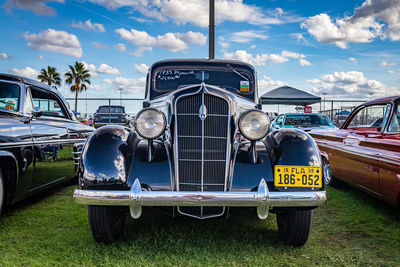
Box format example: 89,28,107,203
79,126,138,189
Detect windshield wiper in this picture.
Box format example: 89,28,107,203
226,64,248,81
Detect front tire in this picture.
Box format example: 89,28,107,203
88,205,126,244
276,209,312,246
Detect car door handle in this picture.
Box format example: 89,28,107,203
343,138,360,146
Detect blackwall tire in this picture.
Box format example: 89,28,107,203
277,209,312,246
88,205,126,244
0,169,5,216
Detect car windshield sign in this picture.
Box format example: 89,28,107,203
98,106,124,113
285,114,332,127
0,82,20,112
153,67,253,95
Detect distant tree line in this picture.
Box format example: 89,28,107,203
38,61,91,112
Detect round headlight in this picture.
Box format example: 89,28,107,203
135,108,166,139
239,110,270,140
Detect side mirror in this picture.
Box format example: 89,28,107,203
333,122,336,126
32,107,43,118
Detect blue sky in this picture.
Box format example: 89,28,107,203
0,0,399,113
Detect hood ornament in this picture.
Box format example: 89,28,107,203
199,104,207,121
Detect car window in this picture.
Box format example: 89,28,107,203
153,67,254,95
388,102,400,132
98,106,124,113
276,115,284,123
0,81,20,112
284,114,332,127
348,105,386,129
30,87,68,119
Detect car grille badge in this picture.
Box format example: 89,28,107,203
199,104,207,121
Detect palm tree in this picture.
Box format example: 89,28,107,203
64,61,91,112
38,66,62,87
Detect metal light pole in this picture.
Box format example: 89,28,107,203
209,0,215,59
118,88,123,105
322,92,327,111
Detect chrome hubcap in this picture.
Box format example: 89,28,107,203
323,159,332,185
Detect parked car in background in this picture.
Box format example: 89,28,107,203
310,96,400,206
93,105,130,128
73,59,326,246
270,113,336,132
0,74,93,216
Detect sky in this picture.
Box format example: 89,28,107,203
0,0,400,114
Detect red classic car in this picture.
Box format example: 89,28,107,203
310,96,400,206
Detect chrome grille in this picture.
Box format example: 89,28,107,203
175,90,229,218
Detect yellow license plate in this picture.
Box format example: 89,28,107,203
274,165,322,188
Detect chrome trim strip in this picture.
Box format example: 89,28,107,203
317,143,400,166
73,178,327,220
0,138,86,148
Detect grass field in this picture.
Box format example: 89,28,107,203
0,183,399,267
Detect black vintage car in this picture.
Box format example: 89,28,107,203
93,105,130,128
74,59,327,246
0,74,93,215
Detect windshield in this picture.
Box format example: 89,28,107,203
0,82,20,112
285,114,333,127
98,106,124,113
153,67,254,95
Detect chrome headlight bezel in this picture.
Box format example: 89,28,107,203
134,108,166,139
239,109,270,141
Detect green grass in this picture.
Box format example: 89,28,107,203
0,184,399,267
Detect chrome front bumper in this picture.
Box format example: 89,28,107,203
73,179,326,219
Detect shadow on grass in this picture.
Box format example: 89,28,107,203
118,207,284,252
3,180,77,216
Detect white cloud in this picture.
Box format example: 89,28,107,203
86,0,301,27
71,19,106,32
114,43,127,52
9,67,39,79
250,45,256,49
97,64,121,75
258,75,286,91
89,84,105,90
223,50,311,66
103,76,146,94
131,47,153,57
381,60,397,66
230,30,268,43
0,53,9,59
91,41,108,50
388,70,396,74
24,29,82,58
82,61,121,76
115,28,206,53
38,54,44,60
301,0,400,48
134,63,149,74
307,71,399,98
348,57,357,63
3,0,64,16
299,59,312,66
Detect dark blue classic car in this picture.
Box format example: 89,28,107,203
0,74,93,215
74,59,327,246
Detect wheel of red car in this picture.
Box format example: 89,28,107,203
322,157,332,185
88,205,126,244
0,168,5,216
276,209,312,246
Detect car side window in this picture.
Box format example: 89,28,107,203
276,115,284,123
347,105,386,129
30,87,68,119
388,103,400,132
24,87,34,114
0,81,20,111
